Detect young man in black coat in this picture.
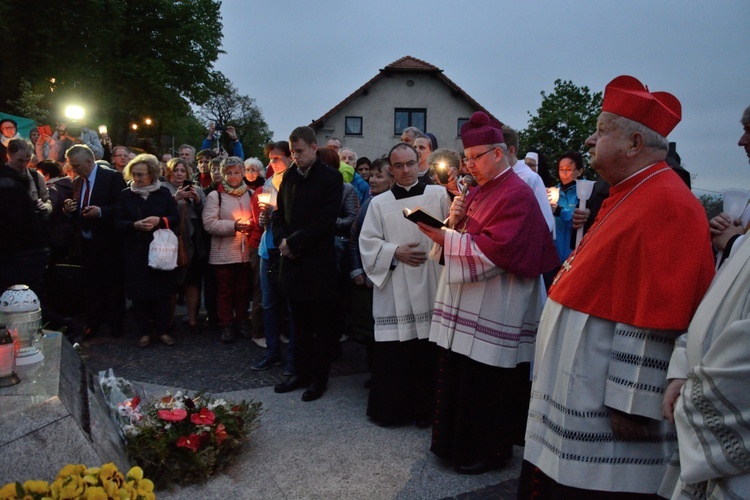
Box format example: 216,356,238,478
272,126,344,402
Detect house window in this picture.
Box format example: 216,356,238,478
394,108,426,135
457,118,470,136
345,116,362,136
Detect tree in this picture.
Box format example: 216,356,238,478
0,0,227,149
519,79,603,181
198,83,273,159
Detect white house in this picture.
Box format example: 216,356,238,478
310,56,501,160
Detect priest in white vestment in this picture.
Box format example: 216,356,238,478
660,106,750,500
359,142,449,425
519,76,716,498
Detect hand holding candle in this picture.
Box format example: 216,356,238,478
575,180,596,246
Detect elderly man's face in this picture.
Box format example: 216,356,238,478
66,153,95,178
463,145,502,186
389,146,419,186
179,148,195,163
400,131,416,145
339,149,356,168
585,112,630,184
326,139,341,154
739,122,750,164
1,122,17,139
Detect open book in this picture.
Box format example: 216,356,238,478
402,206,445,229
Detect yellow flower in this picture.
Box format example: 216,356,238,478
22,480,49,494
0,482,20,499
125,467,143,482
81,486,108,500
56,465,85,479
57,476,84,499
138,479,154,492
82,467,100,477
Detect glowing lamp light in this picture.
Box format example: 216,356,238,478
0,326,19,387
64,105,85,121
131,123,138,131
547,187,560,205
98,125,108,135
145,118,153,126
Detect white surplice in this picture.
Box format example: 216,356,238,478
662,236,750,499
524,299,681,494
359,186,449,342
428,228,544,368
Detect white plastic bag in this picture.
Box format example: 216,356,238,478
148,224,178,270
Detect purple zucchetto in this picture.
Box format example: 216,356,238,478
460,112,504,149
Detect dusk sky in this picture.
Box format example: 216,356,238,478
214,0,749,193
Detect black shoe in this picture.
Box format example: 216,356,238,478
301,383,327,402
188,323,201,335
454,459,499,475
220,326,235,344
274,376,306,394
251,356,281,371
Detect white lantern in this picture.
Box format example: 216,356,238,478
0,285,43,365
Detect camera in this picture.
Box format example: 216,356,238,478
182,180,193,189
434,161,450,184
66,124,83,138
214,124,225,134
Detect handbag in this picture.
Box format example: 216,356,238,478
148,217,178,271
177,205,189,268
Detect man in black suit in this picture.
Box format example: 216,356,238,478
64,145,127,338
272,126,344,402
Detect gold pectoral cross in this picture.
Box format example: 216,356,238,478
551,256,574,286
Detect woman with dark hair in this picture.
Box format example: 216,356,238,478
549,150,584,262
116,154,180,347
163,158,207,334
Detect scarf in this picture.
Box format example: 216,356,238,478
1,133,21,147
221,180,247,196
130,179,161,199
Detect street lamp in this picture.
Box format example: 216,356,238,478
131,123,138,131
64,105,85,121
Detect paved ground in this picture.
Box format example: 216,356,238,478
76,308,520,499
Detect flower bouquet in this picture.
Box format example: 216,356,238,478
119,390,262,488
0,463,154,500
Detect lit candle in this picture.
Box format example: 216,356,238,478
257,193,271,205
547,187,560,205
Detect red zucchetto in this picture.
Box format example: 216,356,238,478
601,75,681,137
461,112,504,149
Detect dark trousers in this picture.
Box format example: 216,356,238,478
131,298,170,338
82,240,124,335
288,298,337,387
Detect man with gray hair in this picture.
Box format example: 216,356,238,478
659,105,750,499
400,126,423,145
418,112,558,474
519,76,716,498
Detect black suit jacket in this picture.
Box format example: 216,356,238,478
72,165,126,251
272,158,343,301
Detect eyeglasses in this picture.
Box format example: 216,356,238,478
391,160,418,170
463,148,496,165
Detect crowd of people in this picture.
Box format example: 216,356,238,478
0,72,748,498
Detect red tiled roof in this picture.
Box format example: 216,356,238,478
310,56,500,129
